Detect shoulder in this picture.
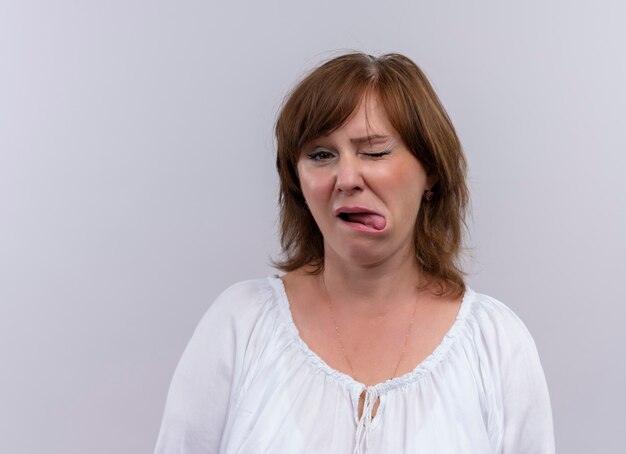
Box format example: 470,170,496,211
460,290,550,395
155,278,282,452
463,289,542,359
205,277,279,315
466,289,533,334
193,277,282,339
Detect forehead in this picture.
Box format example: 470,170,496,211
315,93,398,146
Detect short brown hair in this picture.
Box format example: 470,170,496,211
274,52,469,297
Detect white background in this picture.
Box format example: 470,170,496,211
1,1,624,453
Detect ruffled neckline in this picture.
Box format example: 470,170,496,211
268,275,475,396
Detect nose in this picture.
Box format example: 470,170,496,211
335,155,364,194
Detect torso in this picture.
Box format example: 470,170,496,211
156,277,553,453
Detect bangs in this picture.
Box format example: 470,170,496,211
375,59,443,174
277,54,379,152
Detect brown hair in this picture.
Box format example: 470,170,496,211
274,52,469,297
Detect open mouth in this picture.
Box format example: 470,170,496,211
337,211,387,231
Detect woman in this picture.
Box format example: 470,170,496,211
155,53,555,453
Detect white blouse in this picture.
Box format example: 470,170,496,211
154,276,555,454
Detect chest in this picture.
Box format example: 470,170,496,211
257,277,495,452
221,356,493,454
294,298,462,387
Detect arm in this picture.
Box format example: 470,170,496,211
488,300,555,454
154,291,238,454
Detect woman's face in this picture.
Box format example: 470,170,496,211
296,93,435,267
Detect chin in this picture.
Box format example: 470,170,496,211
337,245,391,267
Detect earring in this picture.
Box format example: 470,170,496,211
424,190,434,202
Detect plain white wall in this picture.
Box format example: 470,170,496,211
1,1,624,453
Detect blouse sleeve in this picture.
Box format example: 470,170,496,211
484,298,556,454
154,287,240,454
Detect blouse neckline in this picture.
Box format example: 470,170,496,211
267,275,475,397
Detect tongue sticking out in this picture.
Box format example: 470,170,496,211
342,213,386,230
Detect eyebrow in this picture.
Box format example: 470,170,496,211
349,134,391,144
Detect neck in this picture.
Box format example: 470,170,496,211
319,245,423,317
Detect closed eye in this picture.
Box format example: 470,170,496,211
363,150,391,159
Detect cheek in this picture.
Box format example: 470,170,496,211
298,169,333,205
385,168,427,216
395,188,423,221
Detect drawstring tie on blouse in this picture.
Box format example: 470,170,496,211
354,387,378,454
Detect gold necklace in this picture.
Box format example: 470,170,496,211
326,290,419,382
